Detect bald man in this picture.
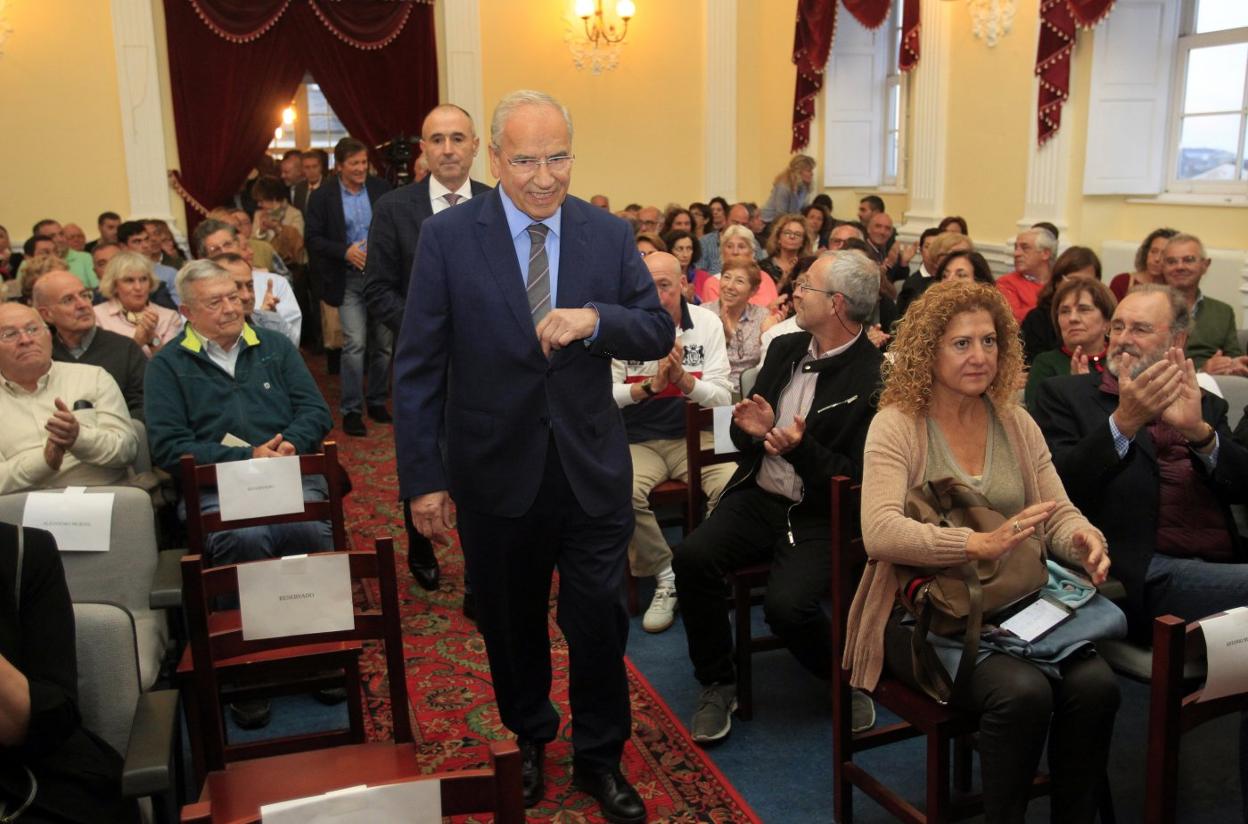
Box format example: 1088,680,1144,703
0,302,137,494
611,252,733,633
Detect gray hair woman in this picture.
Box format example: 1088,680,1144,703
94,251,183,358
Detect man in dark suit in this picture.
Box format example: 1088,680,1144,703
363,104,490,596
394,90,672,824
1034,283,1248,640
305,137,392,436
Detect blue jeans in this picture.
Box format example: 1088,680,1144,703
179,475,335,567
339,275,393,415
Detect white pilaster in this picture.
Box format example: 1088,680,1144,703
705,0,738,201
900,0,952,234
443,0,487,182
1017,78,1073,239
110,0,175,223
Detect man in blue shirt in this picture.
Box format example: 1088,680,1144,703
305,137,393,436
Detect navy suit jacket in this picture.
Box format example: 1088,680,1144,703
393,189,674,519
1033,372,1248,636
304,176,392,307
362,176,492,334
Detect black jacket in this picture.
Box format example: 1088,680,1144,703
304,176,392,307
51,328,147,421
724,330,882,526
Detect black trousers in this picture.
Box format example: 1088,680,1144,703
455,440,633,769
885,613,1120,824
673,486,832,686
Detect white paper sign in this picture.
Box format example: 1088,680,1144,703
261,779,442,824
712,406,740,455
237,553,354,641
22,488,114,552
1198,606,1248,703
215,455,304,522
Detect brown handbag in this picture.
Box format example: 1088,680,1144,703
896,478,1049,703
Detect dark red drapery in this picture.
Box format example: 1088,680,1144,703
1035,0,1115,145
790,0,905,152
164,0,437,231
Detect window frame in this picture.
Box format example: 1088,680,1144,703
883,8,908,188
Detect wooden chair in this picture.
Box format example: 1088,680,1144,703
727,561,785,720
829,476,1051,824
179,537,526,823
1141,613,1248,824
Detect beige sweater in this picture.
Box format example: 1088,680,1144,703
842,402,1104,690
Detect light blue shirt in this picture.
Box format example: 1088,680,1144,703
154,262,180,305
339,180,372,248
1107,414,1218,467
498,188,562,300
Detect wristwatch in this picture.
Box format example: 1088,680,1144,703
640,380,657,398
1187,423,1216,450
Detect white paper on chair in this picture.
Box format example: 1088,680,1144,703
712,406,740,455
237,553,354,641
21,488,113,552
1198,606,1248,703
215,455,304,522
260,779,442,823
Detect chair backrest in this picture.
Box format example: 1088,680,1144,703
73,601,141,754
739,365,761,399
181,536,409,769
1210,374,1248,431
131,419,152,475
828,476,865,667
179,441,347,554
683,401,741,529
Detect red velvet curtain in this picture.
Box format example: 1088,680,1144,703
790,0,903,151
1035,0,1115,145
164,0,436,230
900,0,920,74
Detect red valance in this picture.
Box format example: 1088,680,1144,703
843,0,892,30
1035,0,1115,145
900,0,920,74
164,0,437,234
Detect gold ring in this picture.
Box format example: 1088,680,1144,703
1012,521,1022,534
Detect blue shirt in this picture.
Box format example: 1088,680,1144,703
154,262,180,305
339,180,373,247
498,188,562,301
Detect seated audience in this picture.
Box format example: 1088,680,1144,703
90,242,121,289
1024,277,1116,412
997,226,1056,323
689,202,711,238
144,219,186,269
117,221,179,306
612,252,734,633
211,253,302,347
708,197,729,233
87,211,121,253
0,522,139,824
662,230,709,304
702,260,779,395
865,212,910,284
934,249,995,286
31,219,96,290
676,250,883,744
700,225,779,308
589,193,610,210
697,203,767,273
144,259,334,566
93,252,184,358
0,225,19,281
760,154,815,222
1160,233,1246,374
62,224,87,253
637,206,663,235
857,195,885,224
19,253,71,305
33,270,147,421
251,175,306,265
0,302,137,494
1020,246,1103,363
938,215,969,234
1109,227,1178,301
803,203,831,250
840,237,899,343
895,227,943,316
636,232,666,257
845,279,1117,823
759,213,812,293
660,208,694,236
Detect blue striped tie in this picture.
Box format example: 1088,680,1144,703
526,223,551,325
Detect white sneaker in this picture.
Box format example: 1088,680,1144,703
642,585,678,633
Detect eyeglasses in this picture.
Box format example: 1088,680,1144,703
797,283,839,298
1109,320,1168,337
0,323,48,343
196,294,244,312
502,154,574,174
781,231,805,239
1163,255,1201,266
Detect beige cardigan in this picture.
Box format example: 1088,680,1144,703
842,402,1104,690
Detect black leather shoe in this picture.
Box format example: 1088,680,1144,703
228,699,271,730
461,590,476,622
342,412,366,437
314,687,347,705
407,541,440,591
367,404,393,423
519,740,544,807
572,764,646,824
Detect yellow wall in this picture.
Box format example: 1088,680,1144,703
0,0,131,240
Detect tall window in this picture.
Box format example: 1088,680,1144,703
1167,0,1248,192
267,78,351,160
884,11,907,186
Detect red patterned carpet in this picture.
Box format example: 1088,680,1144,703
311,352,760,822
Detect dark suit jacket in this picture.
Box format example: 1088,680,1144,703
393,190,674,519
1033,372,1248,636
291,180,310,213
304,176,392,307
362,176,492,334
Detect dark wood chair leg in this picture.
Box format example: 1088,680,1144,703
626,575,639,617
953,735,973,793
733,576,754,720
926,729,952,824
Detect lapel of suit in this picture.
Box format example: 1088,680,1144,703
414,179,433,224
555,198,590,311
477,190,539,340
329,179,347,238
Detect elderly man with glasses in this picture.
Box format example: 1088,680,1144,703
0,302,137,494
1158,232,1248,376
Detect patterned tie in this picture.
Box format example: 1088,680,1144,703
526,223,551,325
443,193,461,207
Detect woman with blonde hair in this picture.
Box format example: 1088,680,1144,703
18,254,71,305
844,279,1118,824
94,252,183,357
760,213,813,292
761,154,816,222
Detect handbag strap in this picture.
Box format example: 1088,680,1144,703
908,561,984,705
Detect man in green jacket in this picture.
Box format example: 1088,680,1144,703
1162,232,1246,375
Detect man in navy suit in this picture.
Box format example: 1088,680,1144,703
394,90,672,824
364,103,491,597
305,137,392,436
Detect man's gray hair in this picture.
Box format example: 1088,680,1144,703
490,90,574,149
1165,232,1207,260
1024,227,1058,255
192,219,238,259
822,250,879,323
175,259,230,304
1126,282,1193,336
